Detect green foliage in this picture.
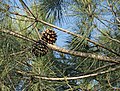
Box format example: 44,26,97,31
0,0,120,91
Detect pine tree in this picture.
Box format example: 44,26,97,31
0,0,120,91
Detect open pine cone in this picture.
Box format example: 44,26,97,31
41,29,57,44
32,40,48,57
32,29,57,57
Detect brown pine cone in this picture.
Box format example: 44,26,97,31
32,40,48,57
41,29,57,44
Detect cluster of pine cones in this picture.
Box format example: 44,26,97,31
32,29,57,57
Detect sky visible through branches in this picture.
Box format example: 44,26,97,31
0,0,120,90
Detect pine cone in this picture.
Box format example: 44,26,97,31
41,29,57,44
32,40,48,57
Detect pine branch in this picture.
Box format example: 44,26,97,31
2,2,119,56
36,19,120,56
16,65,120,81
0,29,120,63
